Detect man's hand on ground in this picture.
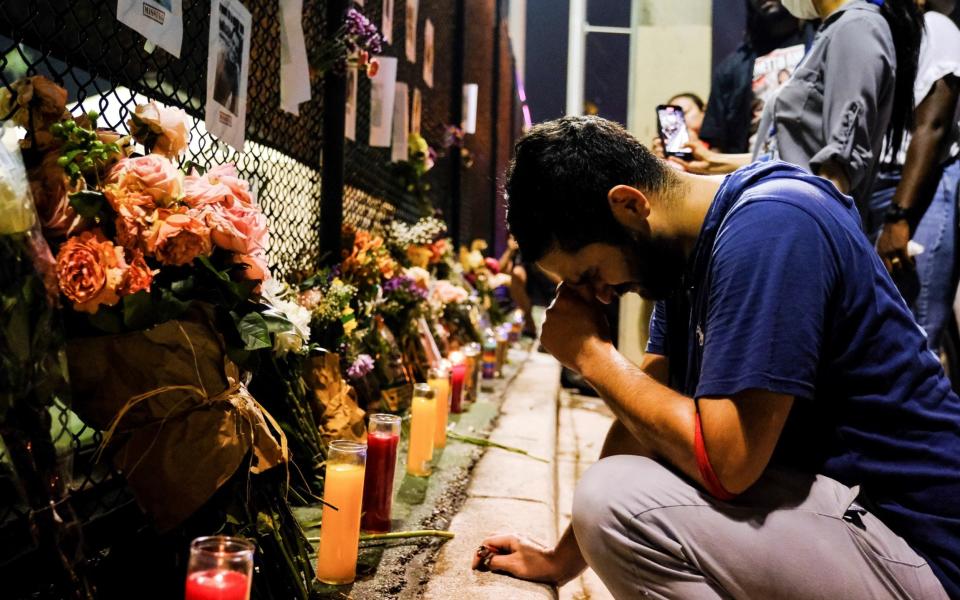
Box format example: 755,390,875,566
541,284,612,374
472,533,577,586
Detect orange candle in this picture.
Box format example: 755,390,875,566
429,366,451,448
407,383,436,476
317,441,367,585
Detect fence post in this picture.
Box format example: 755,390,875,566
320,0,349,263
450,0,466,248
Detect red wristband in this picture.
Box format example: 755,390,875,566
694,410,737,501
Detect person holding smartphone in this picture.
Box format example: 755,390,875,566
670,0,923,215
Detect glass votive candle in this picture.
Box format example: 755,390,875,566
495,326,510,378
463,344,481,404
407,384,437,476
185,536,254,600
482,332,497,379
361,414,401,533
317,440,367,585
428,365,451,449
449,352,467,414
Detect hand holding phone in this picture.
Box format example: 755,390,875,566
656,104,693,160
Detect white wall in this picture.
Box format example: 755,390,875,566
620,0,712,365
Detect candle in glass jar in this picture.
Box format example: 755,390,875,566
361,414,401,533
482,332,497,379
407,384,437,476
185,536,254,600
428,366,451,448
317,441,367,585
495,325,510,378
449,352,467,414
462,344,481,404
185,570,250,600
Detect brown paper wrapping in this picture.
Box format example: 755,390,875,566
65,308,286,532
302,352,366,444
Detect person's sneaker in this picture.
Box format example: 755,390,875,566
561,367,599,397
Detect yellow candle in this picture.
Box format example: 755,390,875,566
317,441,367,585
429,367,451,448
407,383,436,476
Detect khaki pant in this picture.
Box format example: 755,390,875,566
572,456,949,599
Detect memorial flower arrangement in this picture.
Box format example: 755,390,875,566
312,6,383,77
4,76,317,599
460,239,511,325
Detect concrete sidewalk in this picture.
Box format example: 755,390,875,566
424,351,561,599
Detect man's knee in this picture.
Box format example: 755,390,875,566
572,456,693,559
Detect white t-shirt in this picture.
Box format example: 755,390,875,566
909,11,960,163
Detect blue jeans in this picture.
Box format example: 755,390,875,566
866,160,960,350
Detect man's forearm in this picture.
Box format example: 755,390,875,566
578,340,699,481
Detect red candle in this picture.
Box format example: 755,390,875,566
361,415,401,532
185,569,250,600
450,362,467,414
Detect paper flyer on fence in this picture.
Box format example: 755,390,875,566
405,0,418,62
205,0,252,151
391,82,409,162
369,56,398,148
382,0,395,44
423,19,434,88
279,0,311,115
411,87,422,135
116,0,184,57
345,65,358,141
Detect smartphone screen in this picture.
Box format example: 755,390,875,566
656,105,692,158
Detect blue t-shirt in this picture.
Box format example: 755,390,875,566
648,162,960,596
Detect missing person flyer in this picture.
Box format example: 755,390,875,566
116,0,184,57
205,0,252,151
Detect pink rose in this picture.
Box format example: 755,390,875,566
55,230,126,314
146,211,212,266
432,280,469,305
114,212,148,253
183,163,254,208
128,101,190,159
107,155,182,208
234,250,271,290
119,251,155,296
195,202,268,255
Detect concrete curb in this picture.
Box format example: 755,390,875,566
423,351,561,599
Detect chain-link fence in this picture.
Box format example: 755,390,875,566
0,0,517,595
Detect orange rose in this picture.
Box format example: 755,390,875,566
146,211,212,266
119,251,155,295
195,202,268,254
55,230,126,314
107,155,182,208
128,101,189,159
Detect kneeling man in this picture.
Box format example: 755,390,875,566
472,116,960,599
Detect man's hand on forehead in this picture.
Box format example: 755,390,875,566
541,283,612,373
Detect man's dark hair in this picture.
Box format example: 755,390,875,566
505,116,671,263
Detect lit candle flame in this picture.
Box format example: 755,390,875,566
449,350,465,365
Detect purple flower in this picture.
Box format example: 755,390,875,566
383,275,429,300
347,353,375,380
344,8,383,54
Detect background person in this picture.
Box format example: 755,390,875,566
674,0,924,215
869,0,960,350
699,0,810,153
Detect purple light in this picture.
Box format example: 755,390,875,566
522,105,532,130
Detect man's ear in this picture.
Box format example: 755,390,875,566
608,185,651,229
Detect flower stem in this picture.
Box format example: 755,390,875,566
447,431,549,463
306,529,454,544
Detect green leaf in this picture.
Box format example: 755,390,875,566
236,312,272,351
88,307,124,333
183,160,207,176
261,309,295,334
68,190,108,219
121,291,157,330
155,288,191,322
